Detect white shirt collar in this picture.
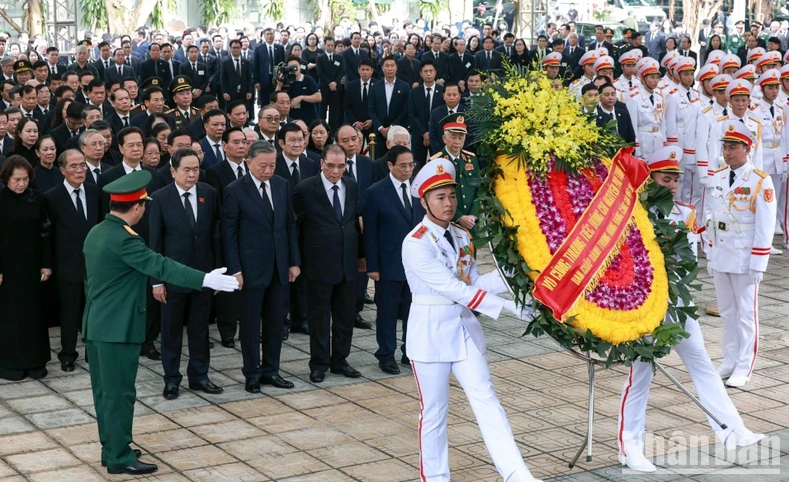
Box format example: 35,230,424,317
320,171,343,191
122,161,141,174
174,183,196,198
598,103,614,114
389,173,410,192
63,179,83,195
283,153,299,164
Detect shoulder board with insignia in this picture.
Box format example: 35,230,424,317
676,200,696,209
412,225,428,238
123,225,139,236
714,166,728,173
690,98,699,103
701,106,712,114
461,149,475,156
715,115,728,121
753,168,768,178
749,104,758,111
429,151,444,160
450,221,473,240
630,91,639,98
669,88,677,95
164,108,175,114
748,115,760,123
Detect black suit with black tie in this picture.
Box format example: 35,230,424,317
420,50,449,82
148,182,221,387
408,84,445,165
138,58,171,85
342,46,369,82
396,56,421,88
50,123,85,155
32,106,52,134
294,174,363,374
595,104,636,144
83,162,109,186
44,182,100,365
316,52,345,131
447,52,475,85
344,154,374,324
222,174,299,381
474,49,503,74
343,78,375,139
107,112,132,135
220,56,253,105
104,63,136,84
179,61,210,93
495,44,517,63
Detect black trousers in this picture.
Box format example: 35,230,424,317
215,291,240,341
320,86,343,132
160,288,212,385
239,276,288,380
306,277,355,372
258,84,274,107
355,271,368,314
374,279,411,360
141,284,161,354
57,279,85,363
411,138,430,170
286,274,308,332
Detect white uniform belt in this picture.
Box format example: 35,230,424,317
712,221,755,231
676,122,685,128
638,126,661,133
412,295,457,305
767,141,780,149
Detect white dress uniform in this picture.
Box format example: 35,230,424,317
706,121,777,387
614,75,639,102
402,159,541,482
665,59,702,207
752,73,788,232
626,87,667,158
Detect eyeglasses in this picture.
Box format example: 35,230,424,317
65,163,88,171
261,116,281,123
394,162,416,169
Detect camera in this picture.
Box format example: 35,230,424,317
276,62,299,88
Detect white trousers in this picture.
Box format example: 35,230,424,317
714,271,760,377
679,167,702,209
769,173,786,231
411,337,534,482
617,317,745,454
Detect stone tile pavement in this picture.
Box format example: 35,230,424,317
0,246,787,481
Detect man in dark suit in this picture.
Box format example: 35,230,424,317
428,83,464,153
84,79,116,119
596,83,636,144
51,101,87,154
179,46,210,98
316,38,345,132
197,39,220,96
199,109,228,168
529,35,552,66
363,145,425,373
80,129,111,185
211,34,229,62
408,60,445,166
223,140,299,393
148,148,223,400
343,60,376,143
587,27,615,54
447,39,475,92
44,149,100,372
220,39,253,106
369,56,409,158
293,144,364,383
495,33,518,63
342,32,369,82
563,38,585,75
678,36,698,64
253,28,286,109
474,36,503,75
92,42,114,80
138,43,171,86
396,43,422,88
420,36,449,83
371,126,412,183
104,48,136,85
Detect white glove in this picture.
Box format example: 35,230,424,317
707,264,714,277
202,267,240,292
749,269,763,286
503,300,537,322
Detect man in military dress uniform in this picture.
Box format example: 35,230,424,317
626,58,666,158
165,75,199,130
429,113,478,231
129,77,165,118
402,158,542,482
665,56,701,207
618,146,765,473
82,171,238,475
706,120,777,388
728,21,745,54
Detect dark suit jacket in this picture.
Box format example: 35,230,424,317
344,154,373,211
369,78,410,133
447,52,476,83
222,174,299,288
252,42,285,88
206,159,246,201
148,182,221,291
83,162,110,186
408,84,445,139
0,135,13,156
371,155,389,184
429,104,465,153
495,44,518,63
595,104,636,144
342,47,369,82
420,50,449,81
32,106,52,134
220,56,253,101
293,174,363,283
564,46,585,72
50,123,86,154
179,61,210,92
362,177,425,280
107,112,131,135
588,40,615,53
44,182,100,282
138,58,172,85
343,78,376,126
129,111,175,131
529,46,553,65
396,56,421,87
275,153,319,190
104,64,136,84
315,52,344,88
99,164,161,222
200,137,226,169
474,49,503,74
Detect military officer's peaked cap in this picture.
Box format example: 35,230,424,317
169,75,192,95
141,76,165,91
14,59,32,73
645,146,683,173
103,170,154,202
411,158,458,198
721,120,755,147
440,112,467,134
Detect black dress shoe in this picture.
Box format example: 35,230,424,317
27,367,47,379
282,331,290,341
107,460,158,475
245,379,261,393
208,341,215,349
102,449,141,467
354,315,372,329
163,384,179,400
309,370,325,383
364,294,375,304
379,359,400,375
221,338,235,348
292,324,309,334
188,379,223,394
330,365,362,378
260,374,295,389
401,354,411,366
141,348,161,361
61,361,75,372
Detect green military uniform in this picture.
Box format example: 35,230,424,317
727,33,744,54
82,171,205,471
165,75,199,129
129,104,145,118
429,113,480,222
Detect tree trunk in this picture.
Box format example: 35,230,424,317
682,0,723,55
367,0,383,26
668,0,675,22
318,0,330,32
0,8,24,33
24,0,44,36
106,0,159,35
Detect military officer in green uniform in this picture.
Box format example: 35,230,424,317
129,77,164,118
82,171,238,476
165,75,199,129
714,22,728,52
728,21,745,54
429,113,479,231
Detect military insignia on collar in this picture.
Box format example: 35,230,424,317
412,225,428,238
123,225,139,236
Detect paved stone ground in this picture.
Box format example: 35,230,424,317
0,244,787,481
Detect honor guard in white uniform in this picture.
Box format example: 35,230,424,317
696,64,720,108
720,54,742,76
746,47,765,67
618,146,765,473
627,58,666,158
695,74,731,229
705,50,726,68
665,57,702,206
658,51,679,95
719,79,764,171
402,159,542,482
614,50,641,102
569,51,597,99
593,56,615,83
733,64,757,85
777,64,789,106
706,120,777,388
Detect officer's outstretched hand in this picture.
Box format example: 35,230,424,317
503,300,537,322
202,267,240,292
707,264,715,277
749,269,764,286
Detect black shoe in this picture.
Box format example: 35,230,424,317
401,354,411,366
379,359,400,375
330,365,362,378
61,361,75,372
364,294,375,304
107,460,158,475
101,449,141,467
188,379,223,394
354,315,372,329
27,367,47,379
221,338,235,348
162,383,179,400
141,348,161,361
244,379,261,393
282,331,290,341
292,324,309,334
309,370,325,383
208,341,215,349
260,374,295,389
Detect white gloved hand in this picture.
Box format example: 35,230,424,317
749,269,764,286
202,267,240,292
503,300,537,322
503,300,518,317
707,264,714,277
518,305,538,322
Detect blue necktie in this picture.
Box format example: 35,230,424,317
332,185,342,221
346,160,355,180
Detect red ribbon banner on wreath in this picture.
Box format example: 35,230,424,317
532,148,651,321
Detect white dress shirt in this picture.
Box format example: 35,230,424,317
174,183,198,222
383,78,396,107
122,161,142,174
389,173,411,209
252,177,274,209
321,172,345,214
283,154,300,175
227,158,246,178
64,180,86,218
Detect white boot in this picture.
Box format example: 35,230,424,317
724,428,765,450
618,445,656,472
725,373,751,387
718,365,733,379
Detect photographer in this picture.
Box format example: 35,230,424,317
275,55,322,125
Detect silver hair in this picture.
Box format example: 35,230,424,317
387,125,410,143
247,139,276,158
79,129,103,146
75,45,89,55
